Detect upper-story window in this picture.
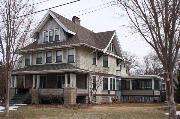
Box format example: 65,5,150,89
49,30,54,42
46,51,52,63
44,31,48,42
55,29,60,41
36,52,43,64
56,50,63,63
92,52,96,65
68,48,75,63
103,54,108,67
25,55,30,66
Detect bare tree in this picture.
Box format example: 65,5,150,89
117,0,180,118
0,0,34,116
122,51,142,75
144,52,163,75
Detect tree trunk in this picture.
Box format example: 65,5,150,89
165,72,176,119
5,70,11,117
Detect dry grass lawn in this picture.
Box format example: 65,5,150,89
0,103,167,119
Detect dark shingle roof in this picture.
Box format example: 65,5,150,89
13,63,79,72
21,11,117,55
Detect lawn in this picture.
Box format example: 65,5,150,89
0,103,167,119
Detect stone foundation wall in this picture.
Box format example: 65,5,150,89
64,87,76,105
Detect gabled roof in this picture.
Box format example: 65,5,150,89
22,10,122,58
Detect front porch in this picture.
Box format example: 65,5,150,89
11,73,89,104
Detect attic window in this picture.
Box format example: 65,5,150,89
49,30,54,42
44,31,48,42
55,29,60,41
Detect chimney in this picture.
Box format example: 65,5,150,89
72,16,80,25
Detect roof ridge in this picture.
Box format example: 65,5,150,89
50,10,94,34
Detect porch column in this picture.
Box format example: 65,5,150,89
36,75,40,89
130,80,132,90
32,75,36,89
70,73,76,88
14,76,17,88
108,78,110,90
152,79,154,90
65,74,68,87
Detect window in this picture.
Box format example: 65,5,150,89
49,30,54,42
103,54,108,67
44,31,48,42
54,29,60,41
154,79,160,90
110,78,113,90
92,76,96,90
25,55,30,66
113,78,116,90
121,80,130,90
46,51,52,63
92,52,96,65
116,79,121,91
68,48,75,63
76,74,87,89
120,65,122,71
132,79,152,90
36,52,42,64
103,78,108,90
56,50,63,62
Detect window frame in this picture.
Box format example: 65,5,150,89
36,52,43,64
54,29,60,41
56,50,63,63
25,55,31,66
46,51,53,63
103,54,108,67
68,48,75,63
49,30,54,42
103,77,108,90
43,31,49,43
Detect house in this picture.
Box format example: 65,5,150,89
11,10,129,104
121,75,164,102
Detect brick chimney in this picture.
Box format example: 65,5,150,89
72,16,80,25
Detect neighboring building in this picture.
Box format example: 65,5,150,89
121,75,164,102
11,10,129,104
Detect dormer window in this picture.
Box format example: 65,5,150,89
49,30,54,42
44,31,48,42
55,29,60,41
46,51,52,63
36,52,43,64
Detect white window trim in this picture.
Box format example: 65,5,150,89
54,28,60,41
43,31,49,42
46,51,53,64
49,29,54,42
56,49,63,63
67,47,76,63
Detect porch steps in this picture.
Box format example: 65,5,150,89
10,93,31,106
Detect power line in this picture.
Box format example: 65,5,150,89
31,0,50,6
18,0,81,18
77,1,117,16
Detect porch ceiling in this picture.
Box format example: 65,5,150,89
13,63,88,74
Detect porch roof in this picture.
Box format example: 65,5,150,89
12,63,88,74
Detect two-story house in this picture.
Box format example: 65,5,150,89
11,10,129,104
